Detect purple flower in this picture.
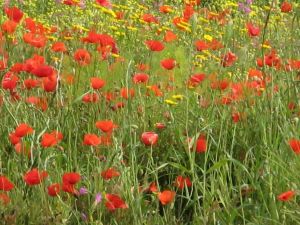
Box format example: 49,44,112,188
238,2,252,14
79,187,88,195
95,193,102,205
244,7,251,14
81,213,87,221
238,2,245,10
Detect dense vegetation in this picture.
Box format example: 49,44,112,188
0,0,300,224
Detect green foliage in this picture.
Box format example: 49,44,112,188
0,0,300,224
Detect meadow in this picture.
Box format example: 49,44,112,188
0,0,300,224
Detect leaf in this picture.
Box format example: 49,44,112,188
168,162,190,173
206,159,229,174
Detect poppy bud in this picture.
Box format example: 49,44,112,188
141,132,158,146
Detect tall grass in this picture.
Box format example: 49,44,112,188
0,0,300,224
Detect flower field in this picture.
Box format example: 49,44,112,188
0,0,300,224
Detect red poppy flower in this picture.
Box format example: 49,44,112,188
158,190,176,205
264,50,280,67
0,176,14,191
120,88,135,99
62,74,74,85
246,23,260,37
5,7,23,23
2,72,19,91
289,139,300,154
43,76,57,92
52,131,63,141
24,54,45,72
196,135,207,153
160,58,176,70
51,42,67,52
145,40,164,52
136,63,150,72
0,193,10,205
26,96,39,105
1,20,17,34
9,63,23,73
23,17,44,33
15,123,33,137
23,79,38,90
288,102,296,111
63,0,78,5
62,182,78,195
99,134,112,146
232,112,241,123
248,68,263,80
74,49,91,66
27,97,48,111
188,73,206,87
142,14,158,24
195,40,209,51
147,85,163,97
175,176,192,190
256,58,264,67
81,31,100,44
111,102,125,111
101,168,120,180
95,120,115,133
24,168,48,186
219,80,230,90
41,131,63,148
83,134,101,146
155,123,166,130
96,0,112,8
220,96,232,105
41,133,57,148
47,183,60,197
97,33,118,56
90,77,106,90
62,172,81,185
160,5,173,14
101,92,112,102
133,73,149,84
148,182,158,193
281,1,292,13
14,142,31,156
141,132,158,146
277,190,295,201
23,32,47,48
10,91,21,102
288,59,300,70
31,65,54,77
164,31,177,42
82,93,99,103
105,194,128,212
82,33,117,56
209,39,223,50
9,132,20,145
183,5,194,21
221,51,237,67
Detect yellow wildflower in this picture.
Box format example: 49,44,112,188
165,100,178,105
172,95,184,100
204,34,213,41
